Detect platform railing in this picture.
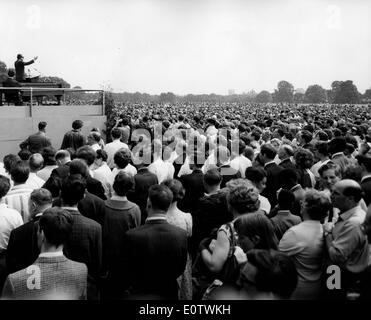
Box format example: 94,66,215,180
0,87,105,115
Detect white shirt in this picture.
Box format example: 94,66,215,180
26,172,45,190
94,162,113,198
148,158,175,183
37,165,58,181
230,155,252,178
0,203,23,251
310,159,331,178
259,194,271,215
104,140,129,169
177,156,192,178
111,164,137,182
4,184,33,222
91,143,101,152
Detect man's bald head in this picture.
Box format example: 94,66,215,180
29,153,44,172
332,179,363,212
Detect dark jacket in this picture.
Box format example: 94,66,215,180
361,176,371,207
61,130,86,152
178,169,205,214
6,216,41,274
261,162,283,208
123,218,187,299
103,199,140,271
191,190,232,257
218,164,241,189
86,176,106,201
19,131,52,154
128,168,158,223
279,158,296,171
14,58,35,82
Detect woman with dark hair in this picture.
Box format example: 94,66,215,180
201,179,277,280
279,189,331,299
294,148,316,189
161,179,192,300
205,249,297,300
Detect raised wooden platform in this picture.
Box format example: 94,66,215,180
0,105,106,159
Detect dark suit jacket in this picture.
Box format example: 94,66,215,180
86,176,106,201
61,130,86,152
361,176,371,207
19,131,52,154
14,58,35,81
128,168,158,223
279,158,296,171
178,169,205,214
261,162,283,208
103,199,140,272
123,219,187,299
6,216,41,274
191,191,232,257
62,209,102,284
218,165,241,188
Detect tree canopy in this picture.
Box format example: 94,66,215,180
305,84,327,103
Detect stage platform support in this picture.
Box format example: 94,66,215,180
0,104,106,159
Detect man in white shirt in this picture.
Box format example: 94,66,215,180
93,149,112,199
4,162,33,223
148,140,174,184
26,153,45,190
0,175,23,253
104,128,129,169
111,148,137,186
230,140,252,178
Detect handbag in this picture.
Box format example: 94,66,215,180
218,222,240,284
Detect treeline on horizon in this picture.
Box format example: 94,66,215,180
1,60,370,104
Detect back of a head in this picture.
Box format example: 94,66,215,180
96,149,108,162
0,175,11,199
55,150,71,163
329,136,346,154
148,184,173,212
234,213,278,250
277,189,295,211
114,148,132,169
278,168,298,189
39,207,73,247
245,167,266,185
61,174,86,206
356,154,371,173
29,153,44,172
18,149,32,161
3,154,21,174
303,189,331,221
246,249,298,299
30,188,53,207
88,132,101,144
10,161,30,184
42,147,57,166
204,168,222,187
339,179,363,203
69,159,89,179
76,146,96,166
161,179,185,203
111,128,122,140
226,179,260,214
38,121,47,131
72,120,83,130
113,171,134,196
314,141,329,157
8,68,15,77
260,143,277,160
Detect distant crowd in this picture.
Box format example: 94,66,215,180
1,101,371,300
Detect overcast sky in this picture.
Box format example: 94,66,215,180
1,0,370,95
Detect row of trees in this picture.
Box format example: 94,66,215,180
1,59,370,104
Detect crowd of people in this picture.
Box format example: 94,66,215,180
1,101,371,300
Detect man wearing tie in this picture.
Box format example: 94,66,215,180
14,54,38,82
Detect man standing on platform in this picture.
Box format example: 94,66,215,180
14,54,38,82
